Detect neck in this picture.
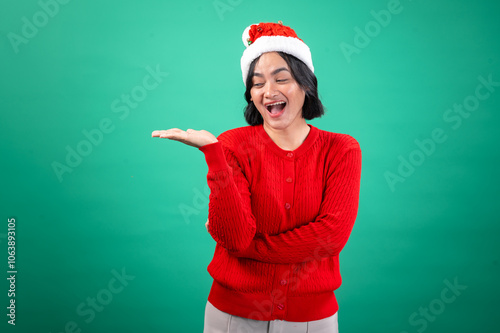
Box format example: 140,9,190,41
263,119,311,151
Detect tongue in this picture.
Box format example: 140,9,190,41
269,104,285,114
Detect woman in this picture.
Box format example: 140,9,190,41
152,22,362,333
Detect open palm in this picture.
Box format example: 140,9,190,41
151,128,218,148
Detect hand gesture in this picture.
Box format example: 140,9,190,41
151,128,218,148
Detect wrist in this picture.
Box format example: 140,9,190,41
198,141,230,172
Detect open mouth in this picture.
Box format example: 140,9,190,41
266,101,286,115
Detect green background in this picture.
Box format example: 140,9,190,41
1,0,499,332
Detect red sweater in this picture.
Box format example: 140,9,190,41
198,123,362,322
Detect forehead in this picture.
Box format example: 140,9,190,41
254,52,290,74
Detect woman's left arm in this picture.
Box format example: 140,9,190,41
229,146,362,264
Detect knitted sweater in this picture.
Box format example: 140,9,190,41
198,123,362,322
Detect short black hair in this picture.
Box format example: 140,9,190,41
243,51,325,126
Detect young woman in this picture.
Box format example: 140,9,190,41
152,22,362,333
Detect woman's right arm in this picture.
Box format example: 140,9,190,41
198,141,257,252
152,127,257,251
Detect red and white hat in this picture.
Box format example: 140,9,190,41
240,21,314,86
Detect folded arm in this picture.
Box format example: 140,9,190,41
229,147,362,264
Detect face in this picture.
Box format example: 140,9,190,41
250,52,306,131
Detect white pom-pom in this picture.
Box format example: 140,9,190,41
241,24,256,47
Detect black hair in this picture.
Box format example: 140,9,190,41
243,51,325,126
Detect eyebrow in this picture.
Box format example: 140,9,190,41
253,67,290,77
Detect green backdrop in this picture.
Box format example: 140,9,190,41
1,0,499,332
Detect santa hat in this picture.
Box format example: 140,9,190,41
240,21,314,86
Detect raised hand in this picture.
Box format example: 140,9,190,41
151,128,218,148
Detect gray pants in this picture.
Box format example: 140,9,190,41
203,301,339,333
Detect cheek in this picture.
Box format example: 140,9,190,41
250,90,267,113
250,89,259,101
286,86,306,104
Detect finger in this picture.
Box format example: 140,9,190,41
151,130,162,137
159,129,186,139
152,128,182,137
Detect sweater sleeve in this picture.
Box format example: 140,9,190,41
229,146,362,264
198,141,257,252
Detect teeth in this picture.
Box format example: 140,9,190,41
267,101,286,106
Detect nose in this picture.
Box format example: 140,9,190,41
264,81,278,98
